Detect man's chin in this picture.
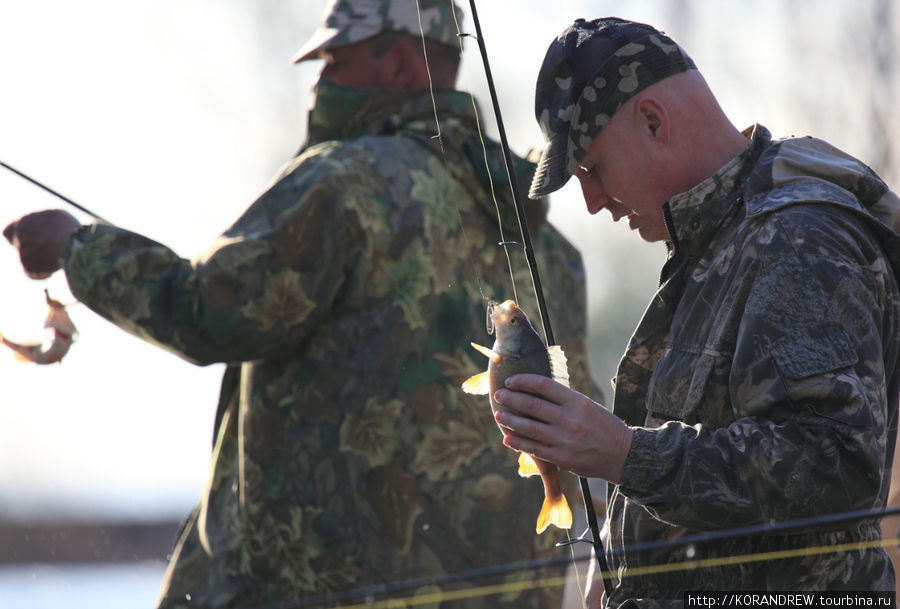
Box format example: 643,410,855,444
635,225,668,243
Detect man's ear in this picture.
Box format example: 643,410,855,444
376,40,429,89
636,96,669,143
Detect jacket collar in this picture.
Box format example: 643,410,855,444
301,80,549,235
304,80,477,147
663,124,770,257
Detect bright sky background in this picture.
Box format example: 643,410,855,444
0,0,893,524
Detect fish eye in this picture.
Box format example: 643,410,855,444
510,318,517,325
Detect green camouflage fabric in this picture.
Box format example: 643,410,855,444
292,0,463,63
529,17,695,198
604,125,900,607
61,79,599,609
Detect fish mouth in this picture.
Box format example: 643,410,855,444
486,299,523,335
491,300,521,324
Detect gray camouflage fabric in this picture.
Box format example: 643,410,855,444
61,79,599,608
293,0,463,62
530,17,695,198
604,124,900,607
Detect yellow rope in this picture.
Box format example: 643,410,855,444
321,536,900,609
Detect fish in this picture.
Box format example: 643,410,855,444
0,290,77,364
462,299,573,534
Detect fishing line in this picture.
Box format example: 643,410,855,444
449,18,519,304
599,535,900,584
412,0,504,306
244,532,900,609
611,504,900,557
231,505,900,608
463,0,549,342
289,554,585,608
0,160,110,223
295,570,574,609
447,6,519,305
564,528,590,609
414,0,445,159
446,3,594,600
463,0,609,590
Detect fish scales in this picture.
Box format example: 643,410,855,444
462,299,572,534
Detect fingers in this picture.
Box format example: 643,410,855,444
496,411,558,467
495,406,545,443
493,381,562,462
492,374,575,442
501,433,553,466
502,372,574,405
493,387,545,422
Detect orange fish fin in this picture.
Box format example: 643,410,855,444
547,345,570,388
517,452,541,477
462,371,491,395
471,342,501,363
535,493,573,534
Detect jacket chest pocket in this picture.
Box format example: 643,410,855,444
645,342,734,426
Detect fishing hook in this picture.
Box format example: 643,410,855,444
485,299,497,335
465,0,610,590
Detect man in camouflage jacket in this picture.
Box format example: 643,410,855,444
4,2,599,607
493,17,900,607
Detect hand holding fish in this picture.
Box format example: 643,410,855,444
4,209,81,279
493,374,633,484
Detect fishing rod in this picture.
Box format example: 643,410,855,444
0,160,110,223
465,0,610,589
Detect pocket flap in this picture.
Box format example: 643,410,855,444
771,322,857,379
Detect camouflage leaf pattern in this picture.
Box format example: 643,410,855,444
62,82,600,609
604,125,900,606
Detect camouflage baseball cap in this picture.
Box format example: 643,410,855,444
293,0,463,63
529,17,696,199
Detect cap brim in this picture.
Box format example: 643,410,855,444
291,27,340,63
528,132,571,199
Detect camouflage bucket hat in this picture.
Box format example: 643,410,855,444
529,17,696,199
293,0,464,63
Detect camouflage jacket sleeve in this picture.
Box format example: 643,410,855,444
617,202,899,530
62,150,365,365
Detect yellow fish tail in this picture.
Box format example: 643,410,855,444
535,493,573,534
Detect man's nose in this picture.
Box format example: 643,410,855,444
577,175,608,215
585,194,609,215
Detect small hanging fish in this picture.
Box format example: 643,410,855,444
462,299,572,534
0,290,77,364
